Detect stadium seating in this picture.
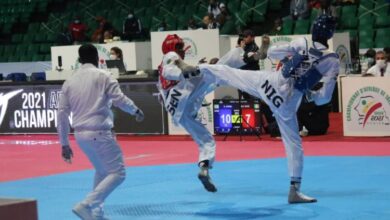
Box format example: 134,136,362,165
0,0,280,62
281,17,294,35
1,0,389,64
30,72,46,81
5,72,27,81
294,19,310,35
274,0,390,49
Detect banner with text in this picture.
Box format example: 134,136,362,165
342,77,390,136
0,82,164,134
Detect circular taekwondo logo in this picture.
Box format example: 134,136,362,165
336,44,351,71
182,37,198,59
346,86,390,128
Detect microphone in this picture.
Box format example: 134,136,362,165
56,56,63,72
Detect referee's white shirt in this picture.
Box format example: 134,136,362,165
57,63,139,146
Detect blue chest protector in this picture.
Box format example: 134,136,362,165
281,48,339,93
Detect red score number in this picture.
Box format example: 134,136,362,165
241,108,255,128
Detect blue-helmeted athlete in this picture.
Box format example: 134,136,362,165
165,14,339,203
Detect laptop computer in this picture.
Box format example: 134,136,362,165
106,60,126,74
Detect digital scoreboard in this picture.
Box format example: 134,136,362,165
213,99,262,134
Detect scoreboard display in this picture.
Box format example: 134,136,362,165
213,99,262,134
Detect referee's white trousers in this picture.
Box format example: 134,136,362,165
75,130,126,212
199,64,304,178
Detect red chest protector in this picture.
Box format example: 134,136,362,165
158,62,179,90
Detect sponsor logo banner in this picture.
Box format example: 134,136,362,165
343,77,390,136
0,82,164,134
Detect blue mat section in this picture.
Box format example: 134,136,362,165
0,156,389,220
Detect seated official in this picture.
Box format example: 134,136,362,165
366,51,389,77
109,47,123,60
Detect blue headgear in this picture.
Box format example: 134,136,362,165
312,14,336,42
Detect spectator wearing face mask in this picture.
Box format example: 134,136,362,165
361,48,376,74
110,47,123,60
68,16,88,44
366,51,389,77
123,11,142,41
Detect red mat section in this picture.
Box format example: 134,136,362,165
0,113,389,182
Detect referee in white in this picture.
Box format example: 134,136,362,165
57,44,144,220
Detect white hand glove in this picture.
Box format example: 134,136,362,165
248,52,261,60
176,59,201,79
62,145,73,164
135,109,144,122
182,65,200,79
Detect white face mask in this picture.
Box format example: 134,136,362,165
110,54,117,60
376,60,386,68
128,14,133,19
276,26,282,31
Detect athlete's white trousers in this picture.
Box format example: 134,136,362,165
179,77,217,167
74,130,126,212
199,64,304,178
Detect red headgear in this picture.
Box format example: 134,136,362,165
161,34,188,59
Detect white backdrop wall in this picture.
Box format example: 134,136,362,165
50,42,151,71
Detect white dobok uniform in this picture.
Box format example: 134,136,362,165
199,37,339,179
57,63,140,214
158,52,219,167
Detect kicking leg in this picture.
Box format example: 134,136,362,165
198,64,265,98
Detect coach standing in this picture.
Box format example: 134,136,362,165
240,29,261,100
57,44,144,220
